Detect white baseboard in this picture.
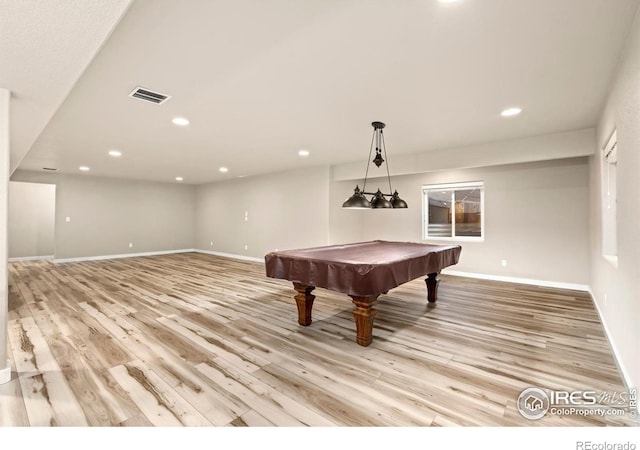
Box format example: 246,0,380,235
587,288,634,391
8,255,54,262
51,248,264,264
194,249,264,263
442,269,589,292
190,253,589,289
53,248,196,264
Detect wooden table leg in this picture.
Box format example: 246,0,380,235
293,283,315,326
349,295,379,346
425,272,440,303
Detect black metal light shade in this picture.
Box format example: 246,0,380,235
390,190,408,208
342,185,371,208
342,121,408,209
370,189,393,208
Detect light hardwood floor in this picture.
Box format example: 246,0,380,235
1,253,635,426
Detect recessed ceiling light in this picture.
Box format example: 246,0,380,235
172,117,190,126
438,0,460,3
108,150,122,157
500,107,522,117
79,166,90,172
175,176,184,182
219,167,229,173
298,149,310,157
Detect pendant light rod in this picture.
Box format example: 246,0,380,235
361,127,377,194
381,130,393,195
342,121,408,209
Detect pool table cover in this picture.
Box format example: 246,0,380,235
264,240,462,297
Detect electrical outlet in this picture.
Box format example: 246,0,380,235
244,244,248,250
501,259,507,267
65,216,71,222
245,211,249,222
210,241,214,247
129,243,133,248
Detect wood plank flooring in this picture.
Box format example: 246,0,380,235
1,252,635,426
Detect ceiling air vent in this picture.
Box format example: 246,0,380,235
128,86,171,104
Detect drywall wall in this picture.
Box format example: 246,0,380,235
0,88,10,383
329,175,367,245
330,157,590,286
334,128,595,181
197,157,590,288
8,181,55,258
10,171,196,260
590,8,640,389
196,166,330,259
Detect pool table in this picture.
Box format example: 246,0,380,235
264,240,462,346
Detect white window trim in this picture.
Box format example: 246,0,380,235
422,181,485,242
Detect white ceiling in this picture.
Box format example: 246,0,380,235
0,0,133,174
5,0,639,184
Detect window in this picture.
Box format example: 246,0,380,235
601,130,617,265
423,182,484,241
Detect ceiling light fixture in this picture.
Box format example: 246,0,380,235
500,107,522,117
219,166,229,173
172,117,190,126
79,166,90,172
108,150,122,157
298,149,310,157
175,176,183,181
342,121,407,209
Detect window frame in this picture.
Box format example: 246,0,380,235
422,181,485,242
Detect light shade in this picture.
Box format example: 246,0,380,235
370,189,392,209
390,190,408,208
342,185,371,208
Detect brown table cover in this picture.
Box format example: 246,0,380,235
264,240,462,297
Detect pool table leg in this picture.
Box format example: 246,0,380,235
425,272,440,303
349,295,379,347
293,283,315,326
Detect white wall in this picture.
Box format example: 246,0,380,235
10,171,196,260
8,181,55,259
196,166,331,259
329,173,367,245
330,158,590,286
334,128,594,181
0,88,10,383
589,8,640,389
197,157,591,288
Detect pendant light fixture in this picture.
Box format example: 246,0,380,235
342,121,408,209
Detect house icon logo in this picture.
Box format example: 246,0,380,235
517,387,550,420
